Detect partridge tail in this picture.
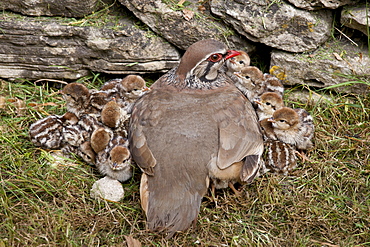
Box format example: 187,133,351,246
144,166,208,239
240,154,261,183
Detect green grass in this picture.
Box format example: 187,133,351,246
0,77,369,246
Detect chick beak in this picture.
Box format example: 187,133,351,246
268,118,275,123
255,100,262,105
112,162,118,170
233,71,242,78
225,50,241,60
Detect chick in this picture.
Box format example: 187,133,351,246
29,112,78,149
233,66,265,103
225,50,251,75
117,75,149,113
255,92,284,121
268,107,314,161
90,127,112,153
101,100,129,129
264,140,297,175
61,83,90,117
95,136,132,182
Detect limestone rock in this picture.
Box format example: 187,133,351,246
210,0,333,52
0,0,98,17
90,176,125,202
0,10,180,81
270,38,370,94
341,4,370,36
118,0,254,51
286,0,360,10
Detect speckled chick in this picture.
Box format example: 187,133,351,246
269,107,314,161
29,112,78,149
61,83,90,117
264,139,297,175
96,136,132,182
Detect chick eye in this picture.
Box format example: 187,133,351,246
239,61,244,64
266,102,271,106
279,119,285,123
208,53,222,62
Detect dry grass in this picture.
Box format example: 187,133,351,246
0,77,369,246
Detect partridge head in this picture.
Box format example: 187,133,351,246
90,127,112,153
101,100,129,129
233,66,265,103
269,107,314,160
129,39,263,237
61,83,90,117
255,92,284,121
118,75,149,113
225,50,250,74
96,136,132,182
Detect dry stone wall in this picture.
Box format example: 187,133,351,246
0,0,368,93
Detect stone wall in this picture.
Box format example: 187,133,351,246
0,0,368,93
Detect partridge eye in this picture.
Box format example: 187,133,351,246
208,53,222,62
244,76,250,79
239,61,244,64
279,119,285,123
266,102,271,106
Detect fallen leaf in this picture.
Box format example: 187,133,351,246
182,8,194,21
0,96,6,108
124,235,141,247
333,52,343,61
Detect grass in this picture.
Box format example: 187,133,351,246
0,76,369,246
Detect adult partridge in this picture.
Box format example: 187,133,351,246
129,39,263,237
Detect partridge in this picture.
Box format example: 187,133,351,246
88,90,114,115
61,83,90,117
29,112,78,149
269,107,314,161
129,39,263,237
233,66,285,103
90,127,113,153
101,100,129,129
118,75,149,113
264,139,297,175
233,66,265,103
62,125,89,147
225,50,250,75
262,73,285,97
62,141,96,165
259,118,277,141
95,136,132,182
255,92,284,121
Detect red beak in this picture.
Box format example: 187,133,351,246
225,50,241,60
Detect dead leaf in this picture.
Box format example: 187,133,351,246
124,235,141,247
182,8,194,21
333,52,343,61
0,96,6,108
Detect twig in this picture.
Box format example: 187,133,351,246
334,27,358,47
34,79,68,85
